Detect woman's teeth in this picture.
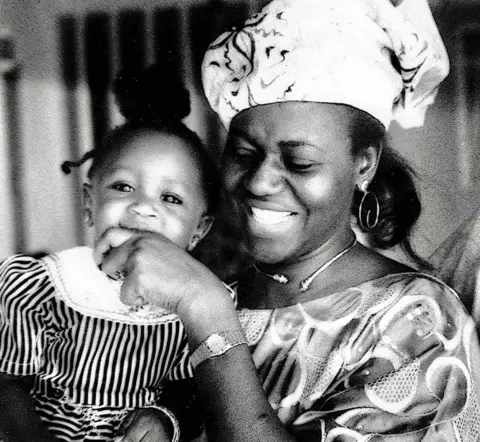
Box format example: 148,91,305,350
251,207,294,224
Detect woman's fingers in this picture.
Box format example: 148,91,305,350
94,227,138,266
99,242,133,280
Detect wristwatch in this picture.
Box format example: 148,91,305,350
190,330,247,369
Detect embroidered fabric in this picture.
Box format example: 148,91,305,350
238,309,272,345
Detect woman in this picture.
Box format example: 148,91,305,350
96,0,480,440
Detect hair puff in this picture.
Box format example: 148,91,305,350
114,63,191,125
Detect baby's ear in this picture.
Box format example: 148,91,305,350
187,215,214,251
83,183,94,227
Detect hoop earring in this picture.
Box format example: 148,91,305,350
358,181,379,231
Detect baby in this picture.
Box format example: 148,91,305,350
0,64,219,441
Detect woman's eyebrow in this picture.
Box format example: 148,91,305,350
228,127,251,141
227,128,263,150
278,140,320,150
229,128,320,151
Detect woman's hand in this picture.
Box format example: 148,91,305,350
114,408,174,442
94,227,241,345
95,227,225,312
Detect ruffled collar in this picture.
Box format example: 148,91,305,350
41,246,178,325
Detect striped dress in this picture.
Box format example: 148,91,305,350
0,247,193,441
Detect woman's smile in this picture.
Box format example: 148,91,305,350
246,205,298,235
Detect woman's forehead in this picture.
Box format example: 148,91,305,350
230,102,354,146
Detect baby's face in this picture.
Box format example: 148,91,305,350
86,130,210,250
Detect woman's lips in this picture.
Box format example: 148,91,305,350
250,207,295,225
244,206,298,236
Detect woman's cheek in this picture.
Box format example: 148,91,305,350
221,160,245,192
299,175,332,207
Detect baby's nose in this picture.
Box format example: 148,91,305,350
129,199,157,217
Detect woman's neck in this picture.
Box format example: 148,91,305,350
243,229,360,308
255,229,356,280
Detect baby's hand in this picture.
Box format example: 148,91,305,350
114,408,177,442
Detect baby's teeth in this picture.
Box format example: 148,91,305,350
251,207,292,223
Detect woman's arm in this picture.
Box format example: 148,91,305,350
179,293,296,442
96,229,297,442
0,373,56,442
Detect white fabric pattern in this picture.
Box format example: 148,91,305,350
202,0,449,130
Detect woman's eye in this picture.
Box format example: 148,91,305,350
111,183,134,192
230,146,260,164
162,194,182,205
285,159,317,172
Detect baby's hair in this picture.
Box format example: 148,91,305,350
62,63,220,214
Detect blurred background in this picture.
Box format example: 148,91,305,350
0,0,479,279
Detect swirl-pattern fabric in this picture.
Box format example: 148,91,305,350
202,0,449,130
234,272,480,440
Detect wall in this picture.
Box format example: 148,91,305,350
0,0,479,270
0,0,258,261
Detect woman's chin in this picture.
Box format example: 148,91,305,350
245,238,295,265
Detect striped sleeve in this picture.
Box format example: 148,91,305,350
0,255,55,375
167,336,193,381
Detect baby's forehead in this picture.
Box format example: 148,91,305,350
98,135,204,177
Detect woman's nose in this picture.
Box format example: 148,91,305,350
244,159,285,196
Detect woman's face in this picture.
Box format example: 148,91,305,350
222,102,364,265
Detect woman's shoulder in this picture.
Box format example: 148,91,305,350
368,271,461,300
339,245,458,302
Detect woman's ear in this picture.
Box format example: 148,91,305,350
355,143,382,189
83,183,94,227
187,215,214,251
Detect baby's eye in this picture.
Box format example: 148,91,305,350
162,194,183,205
111,183,134,192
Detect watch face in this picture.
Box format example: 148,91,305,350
206,333,228,353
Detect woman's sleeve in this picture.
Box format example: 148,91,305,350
0,255,55,376
412,278,480,441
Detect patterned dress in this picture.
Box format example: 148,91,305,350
234,272,480,441
0,248,192,441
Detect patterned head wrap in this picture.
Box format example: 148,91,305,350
201,0,449,130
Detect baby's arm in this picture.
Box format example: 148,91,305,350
114,407,179,442
0,373,57,442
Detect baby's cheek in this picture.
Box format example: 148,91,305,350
94,203,127,234
160,217,195,249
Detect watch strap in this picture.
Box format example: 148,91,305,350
190,330,246,369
